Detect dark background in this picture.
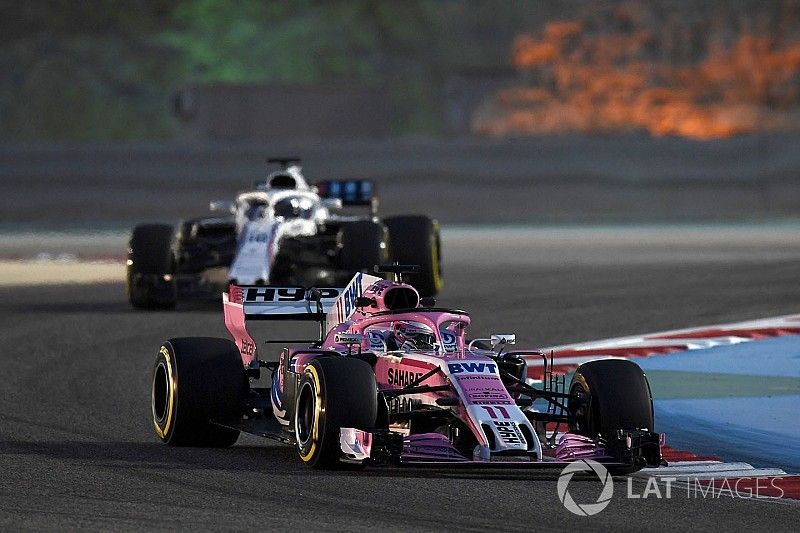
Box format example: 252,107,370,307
2,0,799,141
3,1,799,231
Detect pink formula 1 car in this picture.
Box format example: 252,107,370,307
150,265,662,471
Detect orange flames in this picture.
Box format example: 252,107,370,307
474,3,800,139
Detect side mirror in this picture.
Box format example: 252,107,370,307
322,198,343,210
467,334,516,351
209,200,235,213
490,334,516,348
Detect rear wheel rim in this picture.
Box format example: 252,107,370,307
152,361,170,424
295,380,317,451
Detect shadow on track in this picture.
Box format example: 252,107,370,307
0,439,570,482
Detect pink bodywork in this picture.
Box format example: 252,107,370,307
220,275,634,464
222,278,529,453
321,299,526,451
223,285,258,366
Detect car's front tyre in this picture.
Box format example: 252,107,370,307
295,357,377,468
568,358,654,440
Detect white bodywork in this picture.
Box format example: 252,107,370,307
227,165,333,285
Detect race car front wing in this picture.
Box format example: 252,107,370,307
340,427,662,469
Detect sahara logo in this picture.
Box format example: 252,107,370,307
557,459,614,516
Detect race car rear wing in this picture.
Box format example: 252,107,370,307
223,272,382,365
226,284,342,321
223,284,338,366
315,180,378,214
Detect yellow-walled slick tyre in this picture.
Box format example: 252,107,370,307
152,337,246,447
295,357,377,468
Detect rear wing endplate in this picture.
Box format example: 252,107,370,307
324,272,382,333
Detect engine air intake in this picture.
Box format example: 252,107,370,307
383,287,419,310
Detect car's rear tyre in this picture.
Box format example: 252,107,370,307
295,357,378,468
338,220,389,274
127,224,177,309
152,337,246,447
568,359,654,440
383,215,442,297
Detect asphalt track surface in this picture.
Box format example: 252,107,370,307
2,234,800,531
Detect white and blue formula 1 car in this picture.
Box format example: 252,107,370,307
127,158,442,309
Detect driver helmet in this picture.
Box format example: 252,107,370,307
393,320,437,351
273,196,314,219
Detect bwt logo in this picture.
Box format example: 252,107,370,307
342,272,363,317
448,362,498,374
